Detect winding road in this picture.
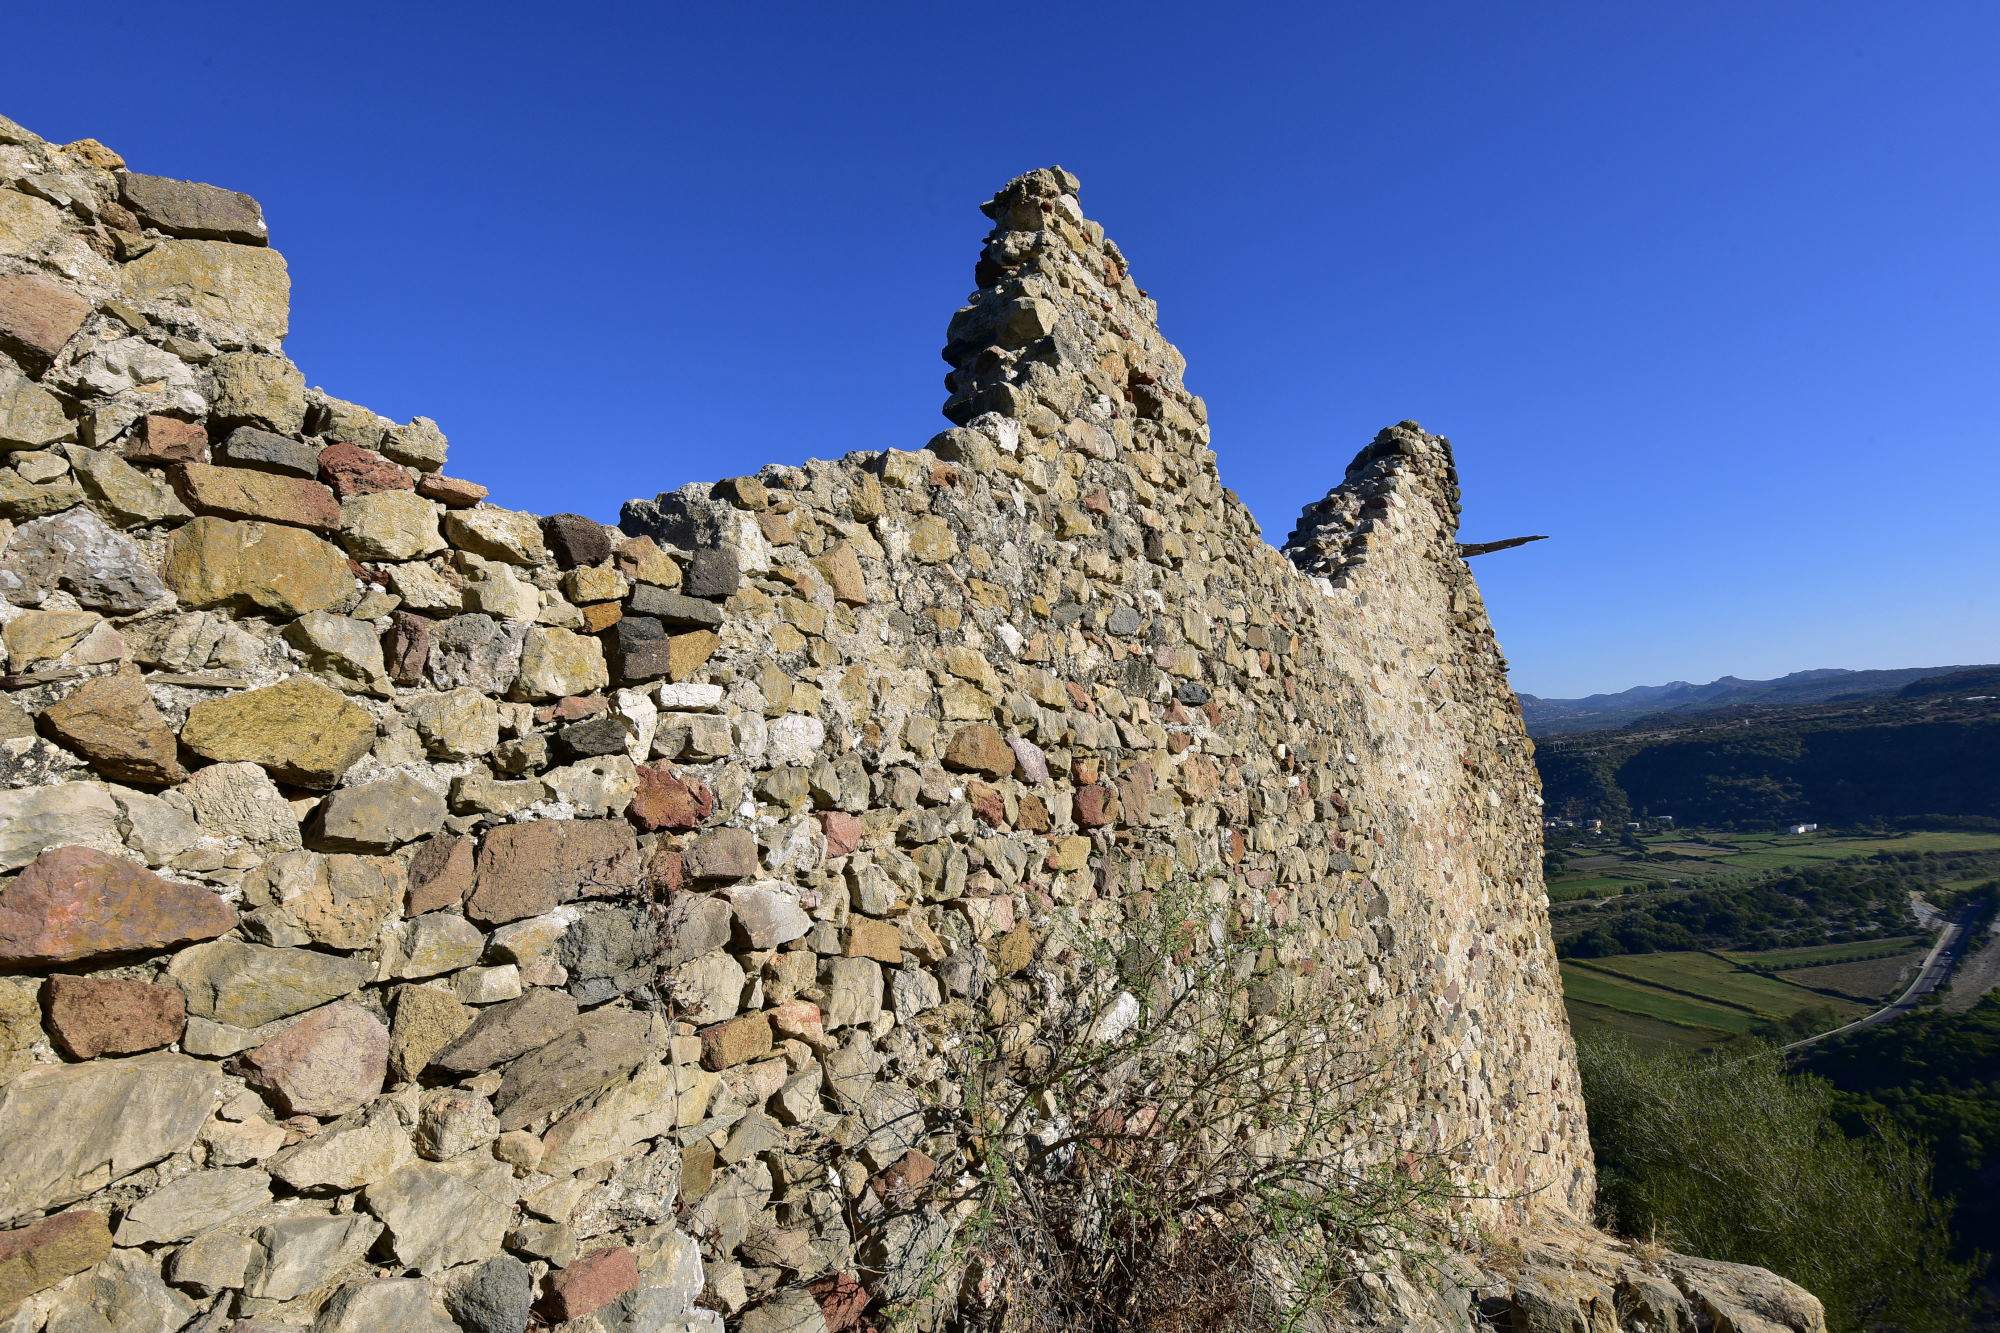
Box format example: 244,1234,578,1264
1784,902,1981,1052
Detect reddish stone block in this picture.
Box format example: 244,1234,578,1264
238,1000,387,1117
383,611,431,687
809,1272,874,1333
0,1210,111,1310
699,1012,772,1070
818,810,863,858
0,847,236,966
126,415,209,465
876,1148,937,1204
467,819,641,925
415,473,487,507
316,441,412,498
405,833,473,915
543,1246,639,1322
941,723,1014,779
0,273,90,372
768,1000,824,1043
966,781,1006,829
627,765,714,832
1073,783,1118,829
42,975,185,1059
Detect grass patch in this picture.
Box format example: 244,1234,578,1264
1562,998,1721,1050
1787,952,1925,1003
1559,964,1758,1034
1723,936,1925,968
1580,953,1864,1020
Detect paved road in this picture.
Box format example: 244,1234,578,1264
1785,904,1981,1052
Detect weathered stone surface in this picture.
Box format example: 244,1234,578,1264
683,547,741,599
37,672,186,784
539,1059,679,1175
365,1157,518,1273
178,760,300,849
684,827,758,882
0,1053,219,1221
114,1167,268,1246
428,612,526,694
0,273,89,371
814,541,868,605
0,1210,110,1312
42,974,184,1058
0,846,233,964
284,609,393,695
430,987,580,1075
516,626,608,700
444,1254,534,1333
240,849,401,949
467,819,640,925
314,1277,457,1333
208,351,305,433
180,675,376,788
166,1228,257,1294
445,506,546,564
66,445,190,525
491,1006,650,1131
0,509,167,613
545,1246,639,1322
541,513,612,569
269,1096,413,1192
240,1000,389,1117
217,425,319,476
121,239,289,347
414,1086,499,1161
380,911,484,979
405,688,499,759
699,1012,772,1071
383,416,448,472
723,882,812,949
389,982,473,1082
317,440,411,498
309,774,446,852
172,461,340,530
163,516,352,615
0,784,122,872
243,1214,382,1300
942,723,1015,778
167,938,373,1028
0,372,72,451
119,172,268,244
340,488,443,560
0,189,64,257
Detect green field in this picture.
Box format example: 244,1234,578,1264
1563,998,1721,1050
1787,953,1924,1003
1559,963,1760,1034
1722,936,1925,968
1576,953,1862,1020
1548,829,2000,896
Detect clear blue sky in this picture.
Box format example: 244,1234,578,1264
9,2,1995,696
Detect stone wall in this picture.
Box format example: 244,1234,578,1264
0,112,1824,1333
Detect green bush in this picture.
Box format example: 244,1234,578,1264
1576,1036,1973,1333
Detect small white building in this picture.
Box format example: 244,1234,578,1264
1786,822,1820,835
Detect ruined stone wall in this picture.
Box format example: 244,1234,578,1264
0,113,1824,1333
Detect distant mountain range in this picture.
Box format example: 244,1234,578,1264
1534,666,2000,827
1519,665,1995,736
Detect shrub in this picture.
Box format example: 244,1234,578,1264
1576,1036,1973,1333
896,873,1474,1332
